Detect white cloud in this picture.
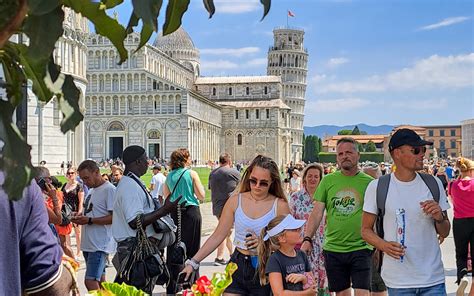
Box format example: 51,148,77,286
418,16,470,31
245,58,267,67
327,57,349,68
306,98,370,112
316,53,474,93
200,47,260,57
311,74,327,84
214,0,260,14
200,60,238,70
390,98,449,110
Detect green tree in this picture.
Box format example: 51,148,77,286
338,129,353,135
0,0,271,200
302,133,306,160
303,135,319,163
318,137,322,154
365,140,376,152
352,125,361,135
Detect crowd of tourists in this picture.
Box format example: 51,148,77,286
2,127,474,296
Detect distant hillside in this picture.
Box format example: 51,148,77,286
304,124,395,138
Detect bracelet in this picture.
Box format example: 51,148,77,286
303,236,313,244
185,258,200,270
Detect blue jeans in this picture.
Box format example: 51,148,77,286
387,283,446,296
83,251,108,281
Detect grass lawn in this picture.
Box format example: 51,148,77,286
55,167,212,203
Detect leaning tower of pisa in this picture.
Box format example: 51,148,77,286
267,27,308,163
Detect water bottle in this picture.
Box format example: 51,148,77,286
246,233,258,269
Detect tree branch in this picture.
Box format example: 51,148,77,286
0,0,28,49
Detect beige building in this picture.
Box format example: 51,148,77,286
84,27,307,166
323,135,386,152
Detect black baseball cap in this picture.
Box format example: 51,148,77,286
389,128,433,151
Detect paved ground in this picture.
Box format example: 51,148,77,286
75,204,466,295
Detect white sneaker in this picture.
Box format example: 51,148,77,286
457,277,469,296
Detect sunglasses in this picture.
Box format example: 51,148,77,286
409,146,427,155
249,178,271,187
66,172,75,175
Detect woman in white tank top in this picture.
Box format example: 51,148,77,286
181,155,290,295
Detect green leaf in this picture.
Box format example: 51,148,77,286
23,6,64,61
102,0,124,9
162,0,190,35
125,12,139,34
0,43,26,107
63,0,128,64
101,282,148,295
202,0,215,18
0,100,34,201
0,0,19,30
14,44,54,103
136,22,153,52
260,0,271,21
46,59,84,133
27,0,60,15
131,0,162,31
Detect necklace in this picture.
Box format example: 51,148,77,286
249,191,270,202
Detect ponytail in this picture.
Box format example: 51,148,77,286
257,215,286,286
257,225,272,285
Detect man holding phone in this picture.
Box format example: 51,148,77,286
72,160,116,291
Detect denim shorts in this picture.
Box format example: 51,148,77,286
387,283,446,296
224,250,271,295
83,251,108,281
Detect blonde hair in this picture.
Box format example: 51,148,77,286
456,157,474,172
257,215,286,285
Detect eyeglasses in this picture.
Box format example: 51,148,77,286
66,172,75,175
249,178,271,187
409,146,427,155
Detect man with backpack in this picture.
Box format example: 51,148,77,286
362,128,451,295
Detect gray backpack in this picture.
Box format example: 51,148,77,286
375,173,440,239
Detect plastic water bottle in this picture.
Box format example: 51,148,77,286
246,233,258,268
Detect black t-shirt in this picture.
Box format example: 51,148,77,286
265,250,311,291
208,166,240,217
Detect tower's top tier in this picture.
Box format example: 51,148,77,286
271,28,305,52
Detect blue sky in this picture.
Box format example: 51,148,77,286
114,0,474,127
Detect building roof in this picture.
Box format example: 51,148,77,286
323,134,386,147
153,27,196,51
195,76,281,84
216,99,290,109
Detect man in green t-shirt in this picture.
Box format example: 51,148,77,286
301,137,373,296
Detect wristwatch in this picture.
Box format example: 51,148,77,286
87,217,93,225
185,258,200,270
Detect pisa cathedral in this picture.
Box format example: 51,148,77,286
13,10,308,171
84,27,308,167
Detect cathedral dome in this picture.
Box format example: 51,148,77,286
153,27,196,51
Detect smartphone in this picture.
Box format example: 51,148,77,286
177,273,191,289
37,178,48,191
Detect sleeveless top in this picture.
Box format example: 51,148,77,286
233,193,278,250
166,167,198,207
61,183,82,212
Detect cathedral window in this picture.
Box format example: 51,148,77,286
153,80,157,90
256,109,259,119
264,86,268,95
266,109,270,119
246,87,249,95
235,110,239,119
228,87,232,95
246,110,249,119
212,87,216,96
237,134,243,145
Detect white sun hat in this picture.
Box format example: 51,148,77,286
263,214,306,241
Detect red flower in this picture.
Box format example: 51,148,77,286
196,276,212,294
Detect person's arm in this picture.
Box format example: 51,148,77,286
191,170,205,202
45,184,62,224
361,211,405,260
300,201,325,253
180,194,237,278
71,213,113,225
268,273,315,296
127,196,182,229
276,198,291,215
77,187,84,214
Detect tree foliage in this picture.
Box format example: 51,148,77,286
365,140,376,152
337,129,352,135
0,0,272,200
303,135,320,163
